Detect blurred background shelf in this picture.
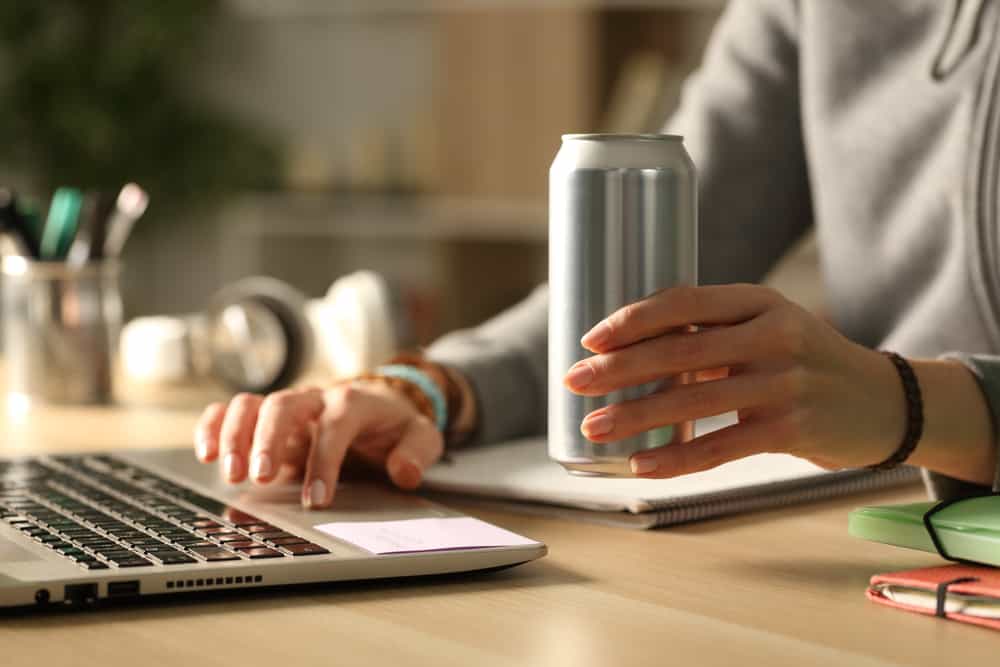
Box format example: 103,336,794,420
94,0,727,331
221,194,548,244
225,0,727,19
4,1,796,342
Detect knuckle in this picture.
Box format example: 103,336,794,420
229,393,261,412
262,390,297,413
616,301,643,332
778,367,809,404
412,414,437,432
674,331,709,362
758,285,786,305
327,384,363,412
698,441,727,470
338,383,364,405
670,285,701,317
590,352,617,377
770,308,806,358
602,402,628,425
681,382,717,413
773,410,808,444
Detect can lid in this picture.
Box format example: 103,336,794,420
561,133,682,142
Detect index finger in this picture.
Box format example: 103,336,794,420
249,388,324,484
581,284,784,353
302,386,377,509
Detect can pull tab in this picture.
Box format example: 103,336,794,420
931,0,988,80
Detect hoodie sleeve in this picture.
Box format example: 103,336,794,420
427,0,811,446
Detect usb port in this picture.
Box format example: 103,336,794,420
107,580,140,598
64,583,98,607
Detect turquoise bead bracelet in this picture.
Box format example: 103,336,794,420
374,364,448,432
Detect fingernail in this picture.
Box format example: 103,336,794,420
581,322,611,349
250,453,272,480
307,479,327,508
223,453,241,482
630,457,658,475
581,413,614,437
565,362,595,389
195,434,210,460
391,457,422,487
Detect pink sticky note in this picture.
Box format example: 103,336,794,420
313,517,540,555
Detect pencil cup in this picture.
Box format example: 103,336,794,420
2,256,122,407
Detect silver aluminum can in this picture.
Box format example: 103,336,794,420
548,134,697,476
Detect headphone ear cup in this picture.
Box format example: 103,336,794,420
206,277,315,394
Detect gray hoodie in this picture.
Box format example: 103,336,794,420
428,0,1000,499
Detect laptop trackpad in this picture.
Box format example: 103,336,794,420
0,535,44,563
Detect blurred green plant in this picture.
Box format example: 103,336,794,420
0,1,278,207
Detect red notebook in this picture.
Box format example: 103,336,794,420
867,564,1000,631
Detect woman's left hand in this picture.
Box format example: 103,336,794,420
563,284,905,477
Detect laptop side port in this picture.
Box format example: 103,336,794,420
107,580,140,599
64,583,98,607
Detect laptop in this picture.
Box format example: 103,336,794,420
0,447,546,610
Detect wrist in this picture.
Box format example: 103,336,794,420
866,352,924,471
905,359,995,486
441,364,478,446
381,352,479,447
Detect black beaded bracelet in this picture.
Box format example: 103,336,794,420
868,351,924,471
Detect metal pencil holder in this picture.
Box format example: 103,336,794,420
2,256,122,406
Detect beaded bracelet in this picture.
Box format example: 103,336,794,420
868,351,924,471
356,373,437,428
373,364,448,432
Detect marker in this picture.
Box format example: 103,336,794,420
66,191,115,268
102,183,148,258
0,188,40,257
41,187,84,260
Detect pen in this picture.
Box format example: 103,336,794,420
40,187,84,260
66,191,115,268
102,183,148,258
0,188,40,258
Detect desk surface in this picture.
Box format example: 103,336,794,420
1,397,996,666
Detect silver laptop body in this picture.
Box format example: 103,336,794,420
0,448,546,609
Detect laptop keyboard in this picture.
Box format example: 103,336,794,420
0,455,329,570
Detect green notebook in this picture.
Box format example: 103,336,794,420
849,496,1000,567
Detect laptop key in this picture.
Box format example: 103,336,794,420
255,531,293,540
211,532,243,541
242,547,283,559
81,561,109,570
268,536,308,546
222,509,264,526
190,547,241,562
243,524,277,534
223,540,258,549
111,557,153,567
155,553,198,565
283,543,330,556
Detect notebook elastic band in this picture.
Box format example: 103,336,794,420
922,498,966,561
935,576,979,617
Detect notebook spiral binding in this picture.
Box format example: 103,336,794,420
644,465,921,526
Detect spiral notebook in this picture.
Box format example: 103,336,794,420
422,416,921,529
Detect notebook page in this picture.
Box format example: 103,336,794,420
422,437,831,514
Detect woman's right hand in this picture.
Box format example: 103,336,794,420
192,380,445,509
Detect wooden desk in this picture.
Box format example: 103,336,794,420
1,399,996,666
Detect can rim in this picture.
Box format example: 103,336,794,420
561,133,683,142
